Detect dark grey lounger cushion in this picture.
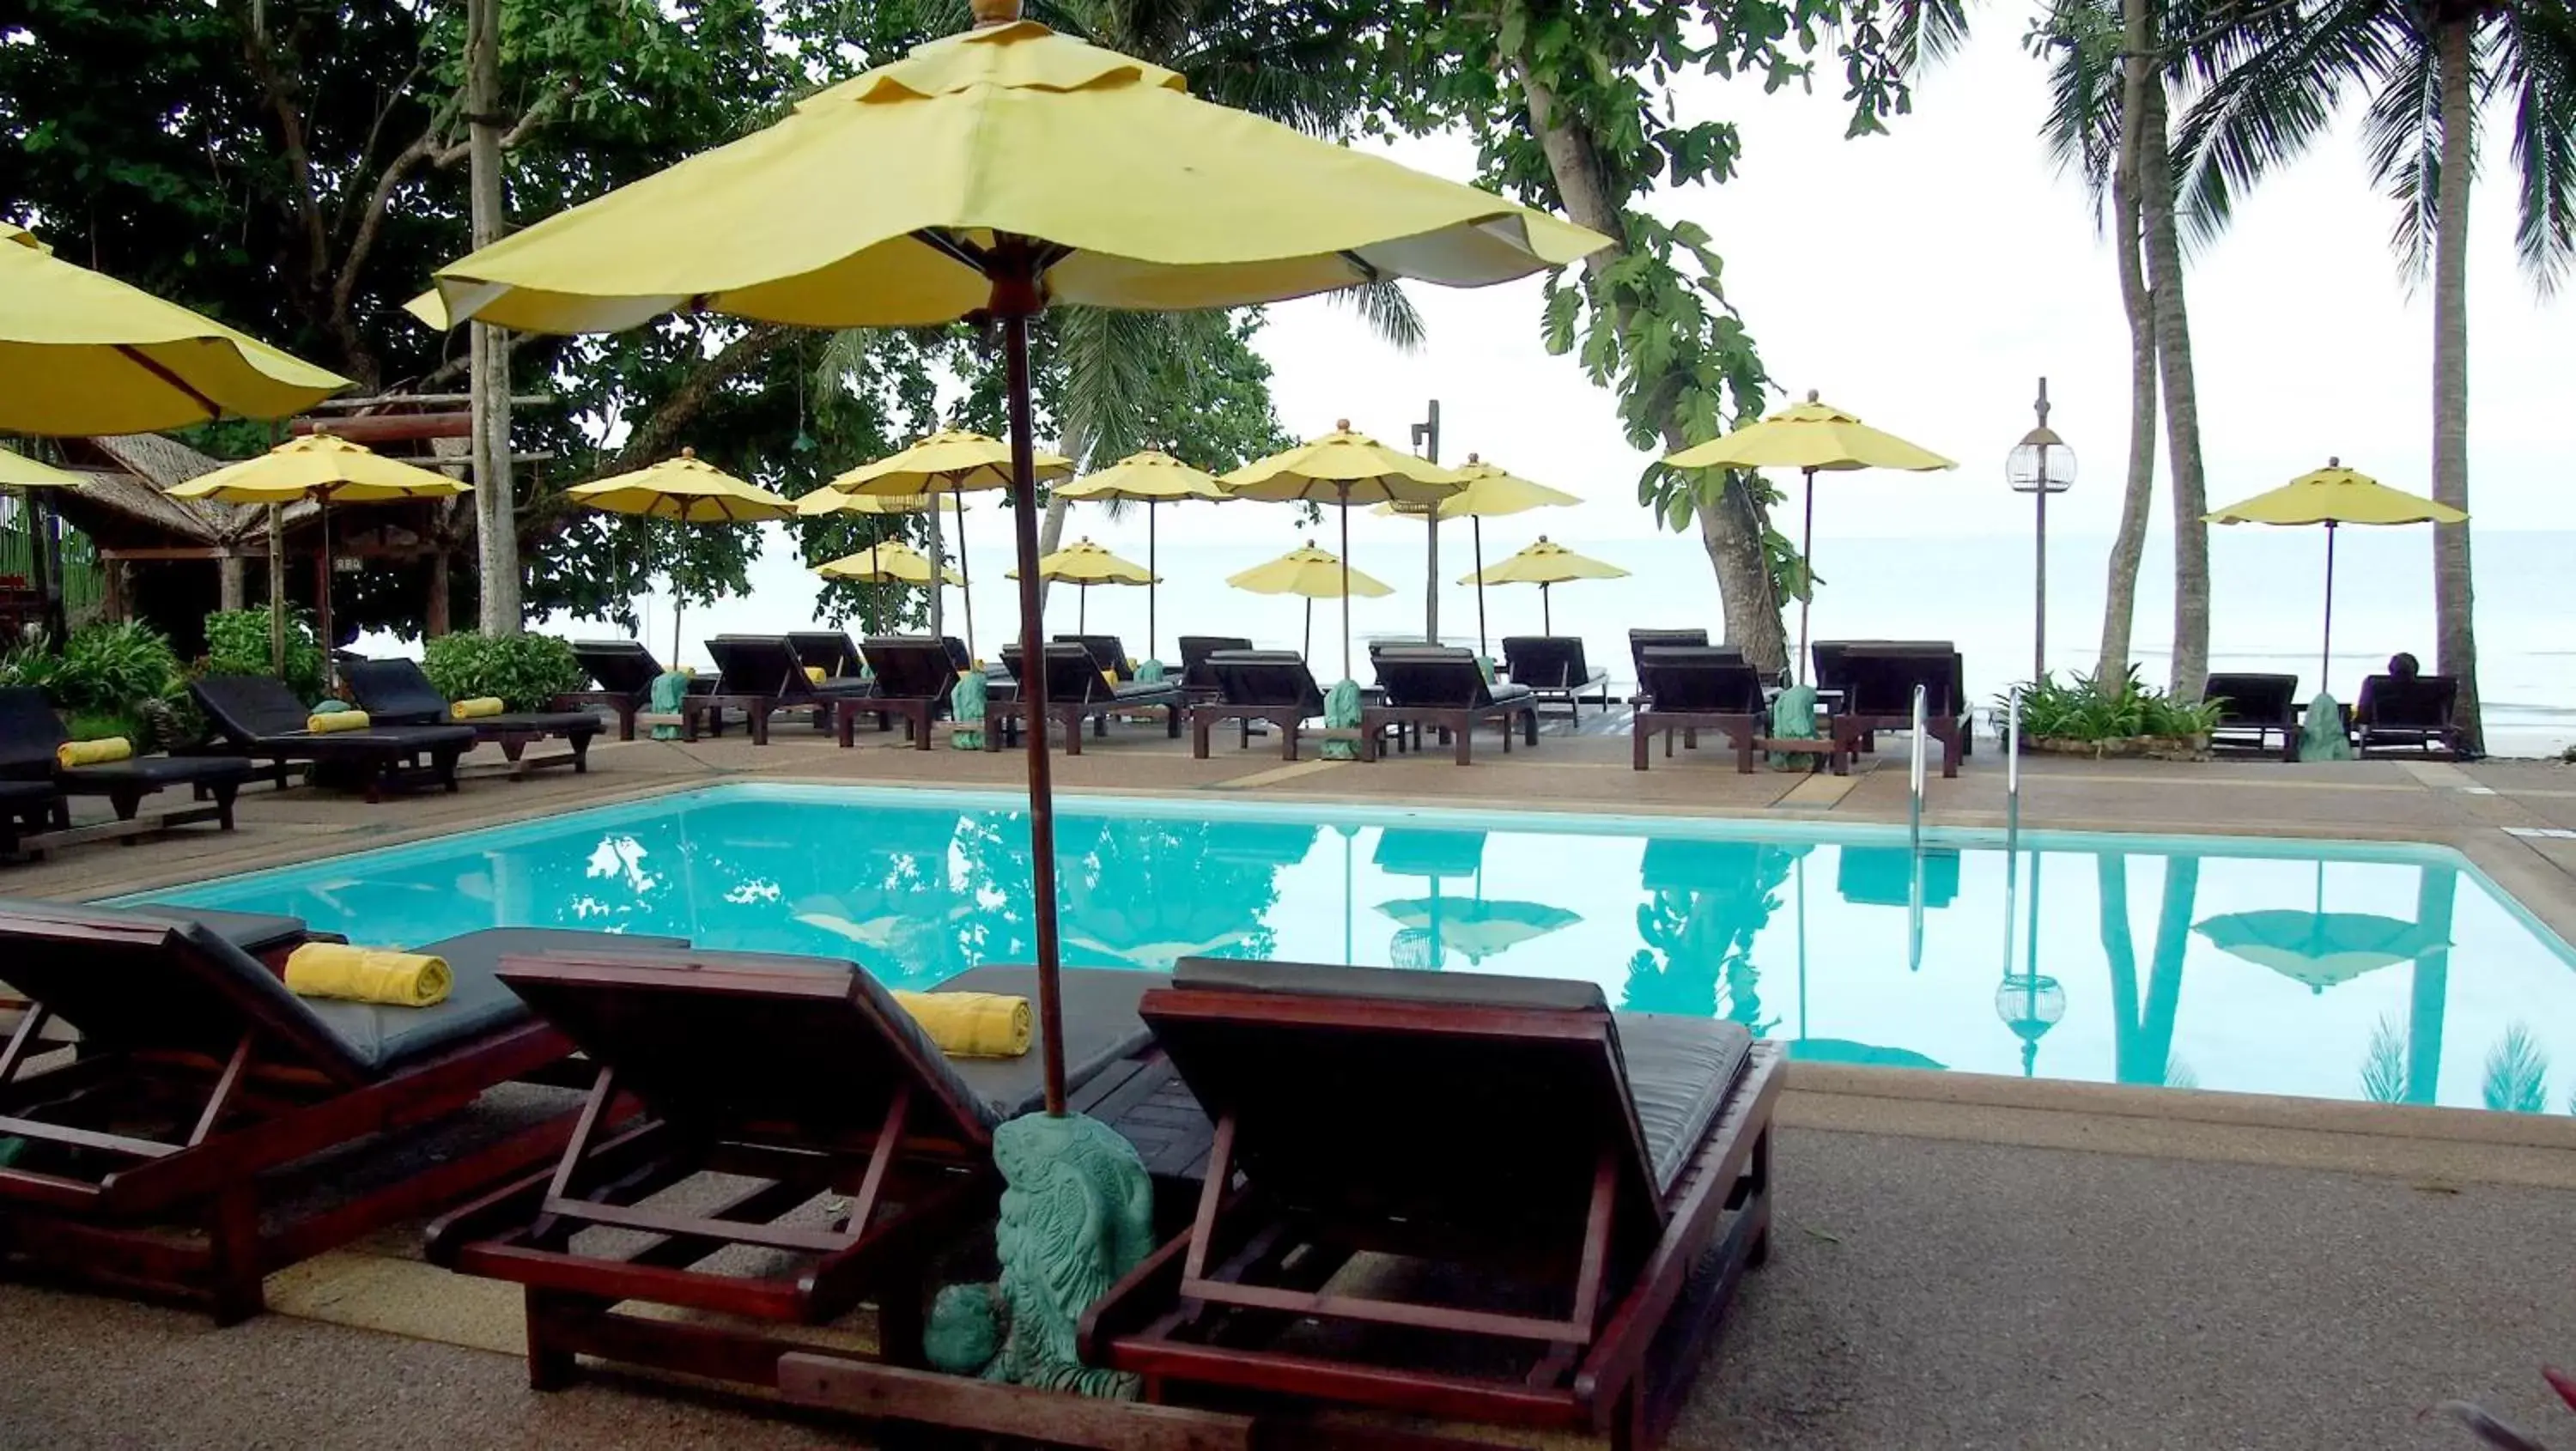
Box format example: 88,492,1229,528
302,927,688,1074
58,755,258,790
2,897,313,956
933,964,1163,1121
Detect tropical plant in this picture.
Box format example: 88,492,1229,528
2172,0,2576,754
204,609,328,704
2482,1022,2551,1113
2006,665,2223,742
422,632,585,713
46,622,186,719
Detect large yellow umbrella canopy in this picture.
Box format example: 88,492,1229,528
1373,453,1579,655
1228,541,1393,661
1463,536,1630,635
0,223,351,435
423,4,1607,1116
565,448,787,661
1224,421,1461,679
1054,450,1228,663
0,446,82,489
2207,458,2467,685
1006,536,1155,635
1665,391,1955,681
169,434,468,671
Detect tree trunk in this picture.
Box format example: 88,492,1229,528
1036,493,1069,615
2429,14,2482,752
1510,34,1787,676
466,0,520,635
218,555,246,612
2135,78,2209,700
2096,0,2160,686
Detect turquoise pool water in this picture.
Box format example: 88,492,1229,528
137,784,2576,1113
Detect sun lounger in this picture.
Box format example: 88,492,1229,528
989,642,1183,755
0,686,252,844
2204,672,2303,761
0,900,673,1322
190,674,477,802
1191,649,1328,761
696,635,878,745
1502,635,1613,718
1178,634,1255,704
1631,647,1819,774
1364,645,1538,764
1628,628,1715,684
2353,673,2466,758
341,659,600,776
567,640,714,742
849,635,964,750
424,950,1167,1392
787,630,868,684
1822,644,1971,777
1082,956,1780,1447
1054,634,1133,680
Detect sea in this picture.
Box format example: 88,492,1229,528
477,525,2573,758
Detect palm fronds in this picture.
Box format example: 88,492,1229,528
2359,1011,2409,1103
2482,1022,2551,1114
2500,0,2576,288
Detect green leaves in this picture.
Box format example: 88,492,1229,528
422,631,586,713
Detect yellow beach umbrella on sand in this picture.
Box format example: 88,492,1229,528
1374,454,1578,656
1054,450,1228,664
0,222,350,434
170,433,470,677
817,430,1075,660
423,2,1606,1116
1665,391,1955,681
1224,421,1461,681
1463,536,1630,635
1227,541,1393,661
2207,458,2465,687
1005,536,1155,635
0,446,82,489
567,448,791,662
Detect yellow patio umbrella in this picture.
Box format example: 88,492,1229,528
0,222,351,435
1665,391,1955,681
0,446,82,489
1376,454,1580,654
1464,536,1630,635
1227,541,1394,661
814,539,964,634
821,430,1075,661
2207,458,2466,686
169,433,469,678
1053,450,1228,663
1224,421,1461,681
566,447,791,662
798,490,978,641
423,3,1607,1116
1005,536,1154,636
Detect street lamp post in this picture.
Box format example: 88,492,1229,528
1412,400,1441,644
2006,378,2076,685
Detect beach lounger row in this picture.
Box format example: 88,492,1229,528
2205,671,2468,759
1631,640,1969,776
1186,644,1538,763
0,901,1777,1450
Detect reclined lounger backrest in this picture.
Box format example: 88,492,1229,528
1636,647,1765,714
341,659,453,723
787,631,866,681
1499,635,1593,689
191,674,324,744
1146,957,1673,1246
705,635,805,696
1208,650,1325,715
495,948,1003,1148
2356,673,2458,728
1629,628,1712,682
0,685,70,774
571,640,665,696
861,637,961,703
1371,646,1498,709
1839,647,1964,719
2204,672,2300,727
1179,635,1255,693
1054,635,1132,680
1035,642,1115,704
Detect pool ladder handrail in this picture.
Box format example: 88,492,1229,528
1907,683,1929,851
2004,683,2024,848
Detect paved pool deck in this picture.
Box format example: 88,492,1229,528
6,716,2575,1448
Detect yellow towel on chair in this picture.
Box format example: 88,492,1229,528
56,737,132,768
307,710,372,734
891,990,1031,1059
284,943,452,1007
805,665,827,684
450,696,505,719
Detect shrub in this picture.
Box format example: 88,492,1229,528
2000,665,2222,744
422,632,583,713
204,608,326,703
52,621,185,718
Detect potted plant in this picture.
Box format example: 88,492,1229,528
2002,667,2221,762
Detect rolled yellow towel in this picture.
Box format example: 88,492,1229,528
450,696,505,719
891,989,1031,1059
1101,668,1118,688
283,943,452,1007
805,665,827,684
56,736,133,769
306,710,373,734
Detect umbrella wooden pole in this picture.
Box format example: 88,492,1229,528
1303,598,1312,661
1337,483,1352,681
1078,582,1085,634
1797,465,1817,685
997,258,1066,1118
2321,521,2337,690
315,490,335,687
267,504,286,675
1473,515,1489,659
1147,500,1157,661
953,492,975,660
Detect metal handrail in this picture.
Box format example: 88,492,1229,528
1908,683,1929,851
2005,683,2024,847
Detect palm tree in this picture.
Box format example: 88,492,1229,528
2037,0,2217,697
2173,0,2576,751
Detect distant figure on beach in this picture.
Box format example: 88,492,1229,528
2388,652,2421,679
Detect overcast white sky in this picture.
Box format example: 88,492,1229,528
1133,21,2572,553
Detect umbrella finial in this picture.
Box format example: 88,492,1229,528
2327,455,2339,468
679,445,696,459
1466,452,1481,464
1334,418,1352,433
969,0,1022,26
1805,389,1819,403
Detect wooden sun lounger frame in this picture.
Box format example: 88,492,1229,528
985,647,1184,756
1069,992,1781,1450
0,916,580,1323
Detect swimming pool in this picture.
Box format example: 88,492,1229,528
135,783,2576,1113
